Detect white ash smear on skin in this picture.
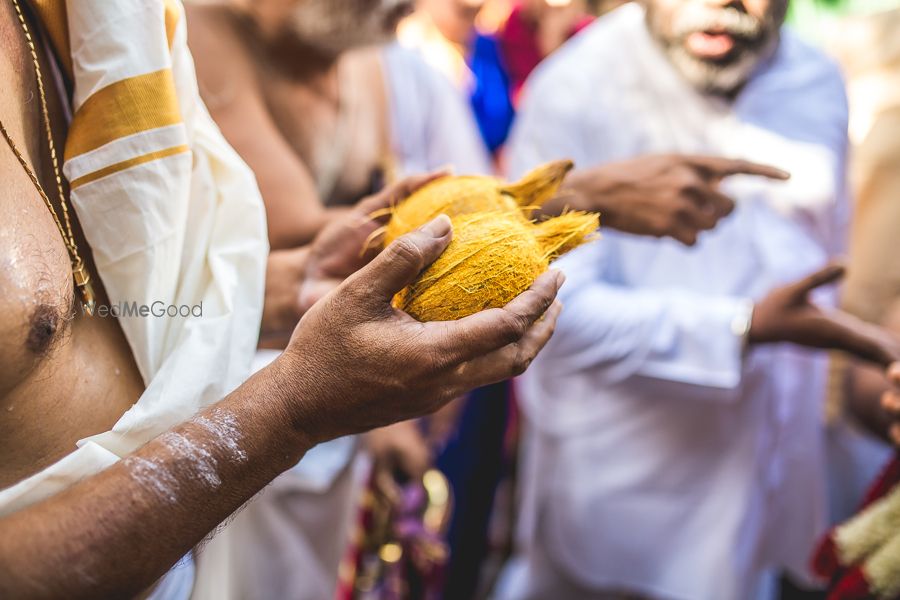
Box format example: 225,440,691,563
194,410,248,463
125,411,247,503
158,431,223,489
125,456,182,504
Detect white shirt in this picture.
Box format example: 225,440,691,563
507,5,849,599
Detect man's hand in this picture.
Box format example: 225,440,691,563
260,173,446,343
881,363,900,445
366,420,432,483
557,154,789,245
749,265,900,367
275,214,564,445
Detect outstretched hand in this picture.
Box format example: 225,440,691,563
277,214,564,445
560,154,789,245
749,265,900,367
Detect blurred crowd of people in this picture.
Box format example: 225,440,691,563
2,0,900,599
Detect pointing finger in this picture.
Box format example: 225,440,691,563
791,263,846,295
686,156,790,181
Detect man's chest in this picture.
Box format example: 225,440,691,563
260,60,391,205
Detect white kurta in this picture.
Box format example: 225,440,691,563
506,5,849,599
200,43,493,600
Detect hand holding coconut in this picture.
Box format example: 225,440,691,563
554,154,790,246
277,214,564,445
383,160,599,322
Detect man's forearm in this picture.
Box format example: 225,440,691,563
0,358,311,599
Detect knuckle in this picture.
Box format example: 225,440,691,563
389,236,425,271
673,168,698,190
509,311,532,339
510,350,533,377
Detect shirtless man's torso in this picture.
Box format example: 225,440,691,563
186,3,397,248
0,1,143,490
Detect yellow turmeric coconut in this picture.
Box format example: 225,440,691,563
383,159,575,245
395,210,599,321
384,159,598,321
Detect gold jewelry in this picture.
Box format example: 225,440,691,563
0,0,95,315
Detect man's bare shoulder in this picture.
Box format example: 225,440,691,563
185,3,258,93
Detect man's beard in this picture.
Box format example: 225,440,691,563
285,0,413,56
648,4,781,95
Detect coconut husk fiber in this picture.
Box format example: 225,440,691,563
383,159,575,245
384,159,599,322
395,210,599,322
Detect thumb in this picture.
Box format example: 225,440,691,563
348,215,453,302
791,263,845,296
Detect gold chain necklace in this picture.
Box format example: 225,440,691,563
0,0,95,315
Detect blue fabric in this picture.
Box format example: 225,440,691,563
437,382,510,600
468,34,515,154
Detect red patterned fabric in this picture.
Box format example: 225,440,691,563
813,454,900,599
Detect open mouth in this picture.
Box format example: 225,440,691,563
685,30,737,61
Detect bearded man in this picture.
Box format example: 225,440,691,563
502,0,900,598
0,1,565,597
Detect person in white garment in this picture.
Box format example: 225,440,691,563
503,1,900,598
185,2,494,598
0,0,569,597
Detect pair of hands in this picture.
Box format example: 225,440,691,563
263,174,562,447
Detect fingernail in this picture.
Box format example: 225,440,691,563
555,270,566,287
421,214,452,238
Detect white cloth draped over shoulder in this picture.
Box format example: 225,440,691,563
506,4,849,599
0,0,267,563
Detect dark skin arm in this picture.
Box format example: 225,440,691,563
186,5,342,249
546,154,790,246
0,210,563,599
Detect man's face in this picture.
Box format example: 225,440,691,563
285,0,415,54
644,0,788,95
